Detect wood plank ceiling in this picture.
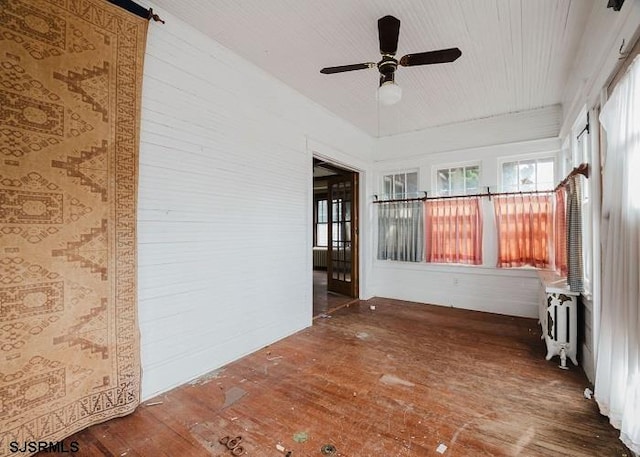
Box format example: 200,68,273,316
148,0,594,137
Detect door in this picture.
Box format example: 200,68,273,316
327,172,358,297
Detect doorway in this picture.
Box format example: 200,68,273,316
312,158,359,316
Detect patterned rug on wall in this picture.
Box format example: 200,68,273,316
0,0,147,454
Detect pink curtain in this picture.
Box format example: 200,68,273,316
554,188,567,276
493,194,552,268
426,197,482,264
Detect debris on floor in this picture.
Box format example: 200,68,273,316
144,401,163,406
320,443,337,455
292,431,309,443
369,305,376,310
355,331,369,340
276,443,293,456
267,355,283,361
436,443,448,454
318,313,332,318
584,387,593,400
219,435,245,456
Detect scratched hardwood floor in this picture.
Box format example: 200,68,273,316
37,298,630,457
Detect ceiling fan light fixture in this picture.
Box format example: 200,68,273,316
377,80,402,105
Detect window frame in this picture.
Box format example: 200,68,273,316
570,108,592,296
497,152,559,193
313,194,328,247
380,169,419,200
431,161,482,197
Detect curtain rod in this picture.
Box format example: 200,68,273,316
106,0,165,23
373,163,590,204
373,189,553,204
555,163,589,191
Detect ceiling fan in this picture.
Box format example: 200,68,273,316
320,15,462,105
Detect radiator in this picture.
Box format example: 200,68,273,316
537,271,579,368
313,247,327,269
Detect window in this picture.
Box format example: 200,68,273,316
378,170,423,262
426,197,482,264
436,165,480,196
493,194,553,268
382,171,418,199
315,198,328,247
377,201,424,262
501,157,554,192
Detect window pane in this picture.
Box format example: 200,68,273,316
502,162,518,192
317,200,327,223
406,172,418,197
383,175,392,199
437,169,450,196
465,166,480,194
537,159,554,190
317,223,328,247
393,174,406,199
451,167,465,195
518,160,536,191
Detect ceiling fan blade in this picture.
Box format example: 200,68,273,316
399,47,462,67
320,63,375,74
378,15,401,55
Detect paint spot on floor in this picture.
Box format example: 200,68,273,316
356,332,370,340
293,431,309,443
379,374,415,387
222,386,246,409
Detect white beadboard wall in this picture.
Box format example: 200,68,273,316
137,6,374,399
371,137,562,318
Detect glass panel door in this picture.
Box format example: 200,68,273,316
327,172,358,297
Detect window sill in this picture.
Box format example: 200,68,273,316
373,260,541,278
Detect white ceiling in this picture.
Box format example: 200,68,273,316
150,0,594,137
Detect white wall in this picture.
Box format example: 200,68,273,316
137,6,374,399
374,105,561,161
372,137,561,318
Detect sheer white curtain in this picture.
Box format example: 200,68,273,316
596,55,640,454
377,201,424,262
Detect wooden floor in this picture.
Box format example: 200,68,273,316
312,269,356,316
38,298,630,457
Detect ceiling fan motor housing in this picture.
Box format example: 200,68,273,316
378,55,398,86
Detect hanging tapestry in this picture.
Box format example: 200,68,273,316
0,0,147,454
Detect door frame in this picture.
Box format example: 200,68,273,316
311,154,361,300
